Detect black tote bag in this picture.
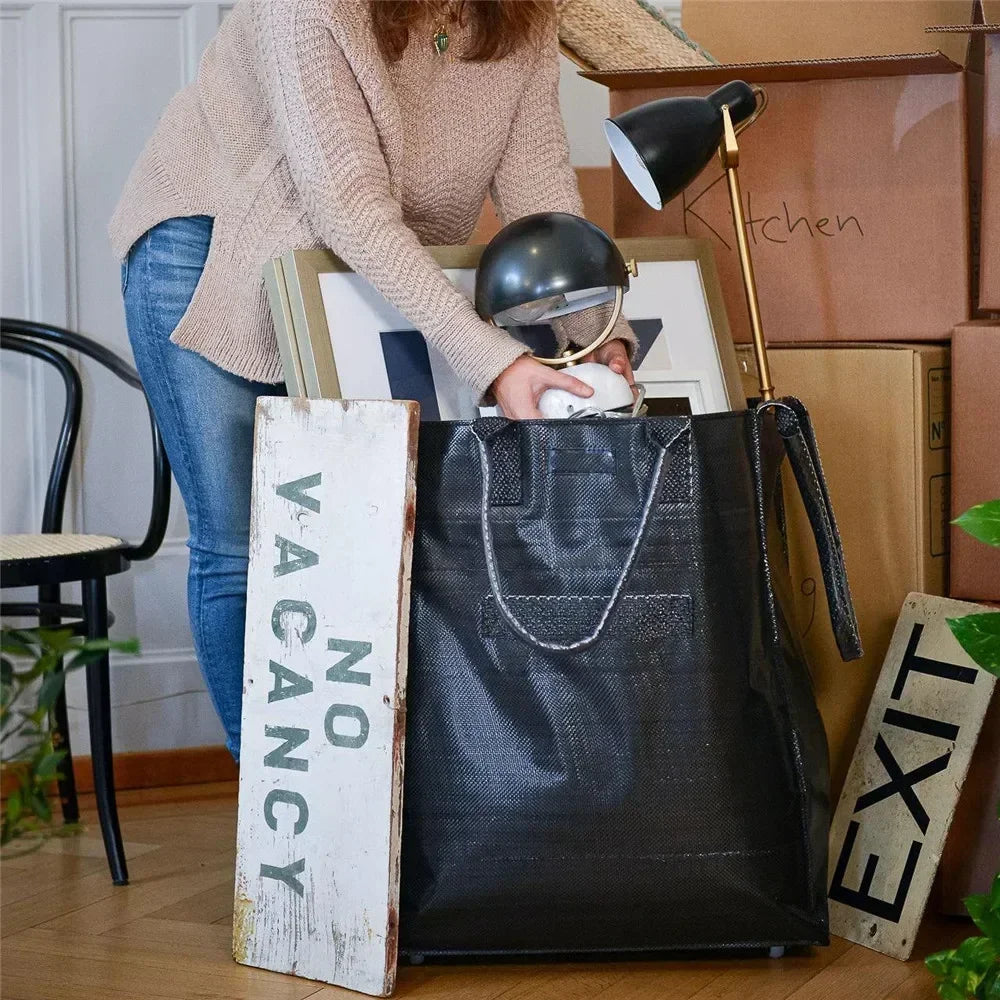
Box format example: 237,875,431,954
398,397,862,957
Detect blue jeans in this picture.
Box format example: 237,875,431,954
122,215,285,759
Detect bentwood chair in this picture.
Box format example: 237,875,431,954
1,318,171,885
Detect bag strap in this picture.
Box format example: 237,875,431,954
757,397,863,662
472,419,682,654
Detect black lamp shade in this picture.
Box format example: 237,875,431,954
605,81,758,209
475,212,629,325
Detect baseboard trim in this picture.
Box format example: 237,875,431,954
73,744,238,793
2,745,237,798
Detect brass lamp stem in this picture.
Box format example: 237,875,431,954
530,283,627,368
720,103,774,402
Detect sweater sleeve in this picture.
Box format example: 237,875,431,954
250,0,528,395
489,28,638,359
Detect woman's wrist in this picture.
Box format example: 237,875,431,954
431,303,531,398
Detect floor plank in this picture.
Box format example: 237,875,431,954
37,851,235,935
683,936,853,1000
147,880,236,925
0,783,964,1000
782,945,914,1000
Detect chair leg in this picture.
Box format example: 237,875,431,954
51,676,80,824
39,583,80,825
81,577,128,886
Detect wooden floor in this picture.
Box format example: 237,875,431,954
0,782,971,1000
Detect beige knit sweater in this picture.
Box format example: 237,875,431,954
109,0,634,391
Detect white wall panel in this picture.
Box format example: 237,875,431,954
59,5,222,754
1,9,38,532
64,6,191,551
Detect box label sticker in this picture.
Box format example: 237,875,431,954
929,474,951,558
928,368,951,451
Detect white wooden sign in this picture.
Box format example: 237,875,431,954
828,592,997,960
234,398,418,996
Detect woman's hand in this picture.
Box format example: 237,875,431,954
585,338,635,385
490,355,594,419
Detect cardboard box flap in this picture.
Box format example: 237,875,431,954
927,22,1000,30
927,0,1000,33
584,51,963,90
680,1,980,64
757,343,953,353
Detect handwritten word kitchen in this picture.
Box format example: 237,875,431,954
679,173,865,250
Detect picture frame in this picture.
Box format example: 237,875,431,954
265,237,744,417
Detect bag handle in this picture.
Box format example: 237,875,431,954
758,397,863,662
472,420,680,653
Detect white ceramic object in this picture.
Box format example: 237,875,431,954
537,362,634,419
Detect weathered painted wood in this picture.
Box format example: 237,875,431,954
828,592,998,960
234,397,419,996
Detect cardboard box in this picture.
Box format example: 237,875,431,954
680,1,975,64
938,688,1000,914
949,321,1000,599
590,59,971,344
738,343,951,797
982,27,1000,309
928,4,1000,309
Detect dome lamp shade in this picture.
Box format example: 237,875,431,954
475,212,636,367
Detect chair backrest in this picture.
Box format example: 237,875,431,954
1,318,171,562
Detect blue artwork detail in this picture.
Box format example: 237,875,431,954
628,319,665,368
379,330,440,421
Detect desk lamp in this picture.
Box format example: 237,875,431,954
475,212,639,417
605,81,774,400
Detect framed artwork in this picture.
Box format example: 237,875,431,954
265,237,744,418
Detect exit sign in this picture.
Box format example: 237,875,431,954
828,593,996,959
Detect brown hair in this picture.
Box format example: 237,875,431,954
370,1,554,63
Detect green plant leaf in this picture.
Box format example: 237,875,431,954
5,788,23,828
982,965,1000,1000
955,935,996,977
28,788,52,823
947,613,1000,677
938,980,972,1000
966,891,1000,942
67,638,140,668
953,501,1000,548
35,669,69,715
0,633,36,657
988,874,1000,910
929,949,960,976
23,649,61,683
33,749,65,782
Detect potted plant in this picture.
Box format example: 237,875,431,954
1,626,138,853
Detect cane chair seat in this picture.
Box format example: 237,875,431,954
2,533,124,560
0,533,130,589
